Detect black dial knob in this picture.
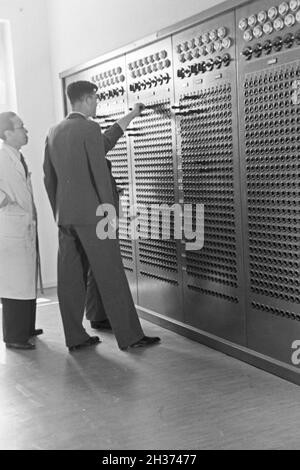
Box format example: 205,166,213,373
241,47,253,60
205,59,214,71
253,43,263,58
222,53,231,67
177,68,185,79
263,40,272,55
295,30,300,45
197,61,206,74
214,56,222,69
273,37,283,52
283,33,294,49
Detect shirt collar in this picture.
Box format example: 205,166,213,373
67,111,88,119
2,141,21,160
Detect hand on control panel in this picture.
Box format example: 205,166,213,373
131,102,146,117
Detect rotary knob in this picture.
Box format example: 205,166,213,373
263,21,274,34
253,25,263,38
285,13,296,26
241,46,253,60
290,0,300,12
222,53,231,67
217,26,227,38
160,50,168,59
239,18,248,30
205,58,214,71
253,43,263,57
176,44,182,54
273,36,283,51
206,42,215,54
202,33,210,43
268,6,278,20
116,67,122,74
279,2,290,16
248,14,257,27
274,17,285,30
193,48,200,58
155,52,160,60
188,39,196,49
295,29,300,43
179,53,186,63
119,74,125,82
214,40,223,52
263,39,273,54
258,10,268,23
222,37,232,49
244,29,253,42
164,59,171,68
283,32,295,47
214,56,222,69
209,29,218,41
199,45,208,56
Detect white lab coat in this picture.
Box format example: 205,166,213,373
0,142,37,299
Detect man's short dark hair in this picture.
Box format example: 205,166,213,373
0,111,16,141
67,81,98,105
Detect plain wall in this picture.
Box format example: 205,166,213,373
46,0,227,120
0,0,57,288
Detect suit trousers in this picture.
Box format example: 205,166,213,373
58,225,144,349
2,298,36,343
85,269,107,322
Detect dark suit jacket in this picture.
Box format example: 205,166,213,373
43,114,123,225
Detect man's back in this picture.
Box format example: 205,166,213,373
44,114,116,226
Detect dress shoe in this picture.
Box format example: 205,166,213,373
6,342,36,350
90,319,112,330
31,329,44,337
127,336,161,349
68,336,101,352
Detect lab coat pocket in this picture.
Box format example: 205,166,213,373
0,213,28,239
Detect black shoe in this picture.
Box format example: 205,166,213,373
6,342,36,350
90,320,112,330
129,336,161,349
31,329,44,337
68,336,100,352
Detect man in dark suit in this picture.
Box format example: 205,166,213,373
43,81,160,352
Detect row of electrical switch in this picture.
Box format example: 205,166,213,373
242,31,300,59
177,54,231,78
129,74,171,92
97,87,125,100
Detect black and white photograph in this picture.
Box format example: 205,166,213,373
0,0,300,452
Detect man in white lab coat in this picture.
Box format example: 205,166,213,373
0,112,42,350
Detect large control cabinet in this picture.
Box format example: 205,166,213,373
61,0,300,384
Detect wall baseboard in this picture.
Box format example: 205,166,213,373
137,306,300,387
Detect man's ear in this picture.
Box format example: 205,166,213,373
3,129,12,141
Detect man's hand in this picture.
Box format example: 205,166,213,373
117,103,145,132
131,103,145,118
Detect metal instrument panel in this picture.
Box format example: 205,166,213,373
173,11,246,344
237,0,300,363
126,38,184,321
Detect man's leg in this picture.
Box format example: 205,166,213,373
76,226,144,350
85,269,108,323
2,298,33,344
57,226,91,348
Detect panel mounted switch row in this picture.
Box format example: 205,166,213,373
129,74,171,92
177,53,231,78
241,31,300,59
